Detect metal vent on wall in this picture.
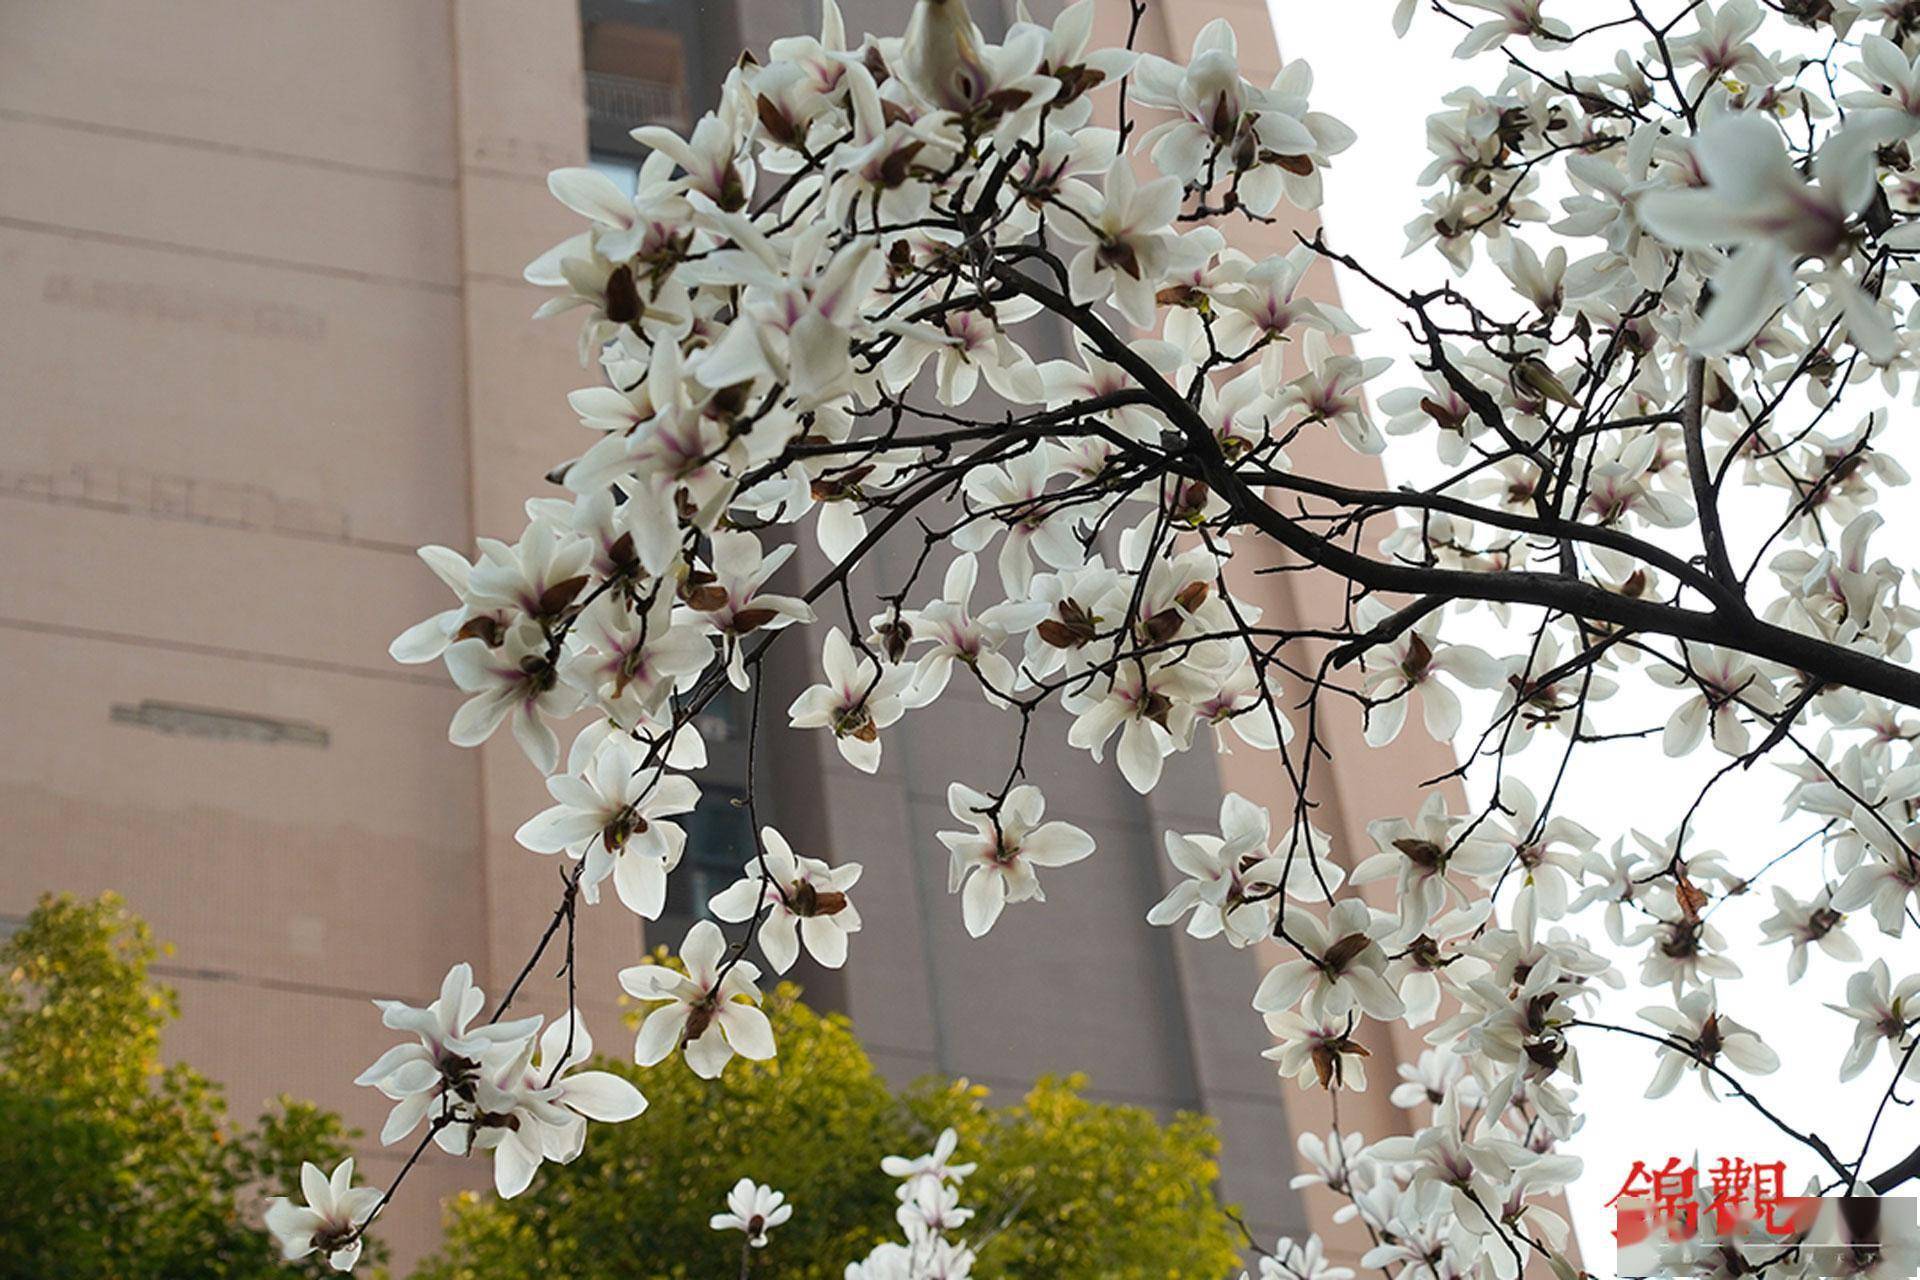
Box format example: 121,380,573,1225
110,700,330,748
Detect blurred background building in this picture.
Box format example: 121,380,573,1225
0,0,1446,1267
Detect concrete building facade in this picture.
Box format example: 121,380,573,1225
0,0,1448,1268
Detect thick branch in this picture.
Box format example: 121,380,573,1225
996,263,1920,711
1681,357,1743,598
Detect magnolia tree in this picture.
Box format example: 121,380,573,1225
264,0,1920,1275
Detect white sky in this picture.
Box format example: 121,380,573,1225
1265,3,1920,1269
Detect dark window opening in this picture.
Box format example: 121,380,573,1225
580,0,740,168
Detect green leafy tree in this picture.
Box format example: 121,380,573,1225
416,981,1240,1280
906,1073,1240,1280
0,893,368,1280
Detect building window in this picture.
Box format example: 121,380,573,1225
663,783,757,922
652,681,757,928
580,0,739,167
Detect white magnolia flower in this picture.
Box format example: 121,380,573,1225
1212,246,1349,356
444,622,586,775
1355,793,1508,942
902,552,1050,705
1148,793,1331,947
636,87,754,209
389,545,485,665
1367,1093,1519,1223
1053,155,1184,328
881,298,1047,408
264,1159,382,1273
1259,1235,1354,1280
1647,644,1783,757
1638,113,1897,359
1827,959,1920,1080
952,442,1086,595
881,1127,976,1190
787,627,914,773
1271,329,1389,455
1667,0,1779,98
1353,599,1502,746
1063,656,1210,793
1572,841,1651,943
708,827,863,971
1481,777,1594,936
897,1175,975,1238
471,1013,648,1198
695,233,884,407
1757,886,1860,980
561,593,711,725
710,1178,792,1247
1831,812,1920,935
514,738,699,917
687,530,815,689
1253,897,1405,1021
355,963,540,1147
620,920,776,1078
1451,0,1572,58
1641,987,1780,1098
1262,1010,1371,1092
1389,1047,1475,1112
1290,1129,1371,1205
938,782,1094,936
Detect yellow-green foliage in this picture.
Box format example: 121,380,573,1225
415,980,1240,1280
0,893,364,1280
907,1072,1241,1280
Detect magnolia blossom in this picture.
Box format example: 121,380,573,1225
1482,777,1593,936
620,920,776,1079
1148,792,1329,947
787,627,912,773
1054,155,1185,328
1641,988,1781,1098
1254,897,1405,1021
1355,794,1507,942
881,1127,976,1191
1389,1047,1474,1113
1829,959,1920,1081
1647,644,1783,757
708,827,863,971
265,1160,382,1273
514,739,698,917
951,442,1084,595
355,963,540,1147
1354,599,1502,746
710,1179,792,1247
1832,819,1920,936
1063,655,1210,793
938,782,1093,937
852,1132,980,1278
1757,886,1860,980
901,552,1049,705
1639,113,1898,358
389,545,484,664
1451,0,1571,57
1263,1011,1371,1092
691,530,815,689
473,1014,648,1197
444,622,585,774
1272,329,1388,454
